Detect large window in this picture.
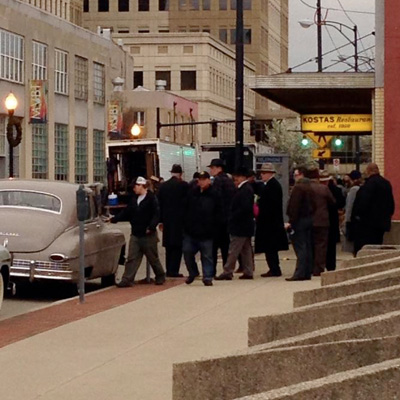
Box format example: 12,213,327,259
32,41,47,80
138,0,149,11
32,124,48,180
202,0,210,10
93,130,105,182
118,0,129,11
0,29,24,83
230,0,251,9
159,0,168,10
219,0,227,10
55,49,68,95
83,0,89,11
93,62,105,104
98,0,109,12
219,29,228,43
230,28,252,44
75,127,87,183
189,0,199,10
155,71,171,90
181,71,196,90
54,124,69,181
134,111,145,126
74,56,88,100
133,71,143,88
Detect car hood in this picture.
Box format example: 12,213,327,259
0,209,69,253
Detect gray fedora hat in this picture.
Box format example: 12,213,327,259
260,163,276,173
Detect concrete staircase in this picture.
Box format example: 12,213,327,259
172,249,400,400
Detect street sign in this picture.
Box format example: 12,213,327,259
302,114,373,133
307,133,333,148
312,148,331,159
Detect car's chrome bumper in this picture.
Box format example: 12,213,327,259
10,259,77,281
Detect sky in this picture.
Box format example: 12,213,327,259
289,0,376,72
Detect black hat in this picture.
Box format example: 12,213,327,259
198,171,210,179
207,158,225,168
232,166,250,177
193,172,201,179
349,170,362,180
170,164,183,173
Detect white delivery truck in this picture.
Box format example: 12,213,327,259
106,139,198,191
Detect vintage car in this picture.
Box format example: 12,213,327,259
0,180,126,287
0,243,11,310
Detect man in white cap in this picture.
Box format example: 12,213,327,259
110,177,166,287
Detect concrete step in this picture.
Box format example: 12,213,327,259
321,256,400,286
248,296,400,346
294,271,400,307
338,250,400,269
173,337,400,400
234,357,400,400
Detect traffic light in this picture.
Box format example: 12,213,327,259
333,137,344,148
250,120,257,136
301,135,310,147
211,121,218,138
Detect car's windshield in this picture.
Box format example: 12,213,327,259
0,190,61,213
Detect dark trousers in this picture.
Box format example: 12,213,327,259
121,233,165,284
326,230,337,271
313,226,329,275
165,245,183,276
183,235,213,281
212,225,230,276
291,218,313,279
265,251,281,274
354,224,385,255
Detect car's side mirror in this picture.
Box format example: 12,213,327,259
76,185,89,222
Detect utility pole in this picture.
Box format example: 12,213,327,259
354,24,360,171
317,0,323,72
235,0,244,170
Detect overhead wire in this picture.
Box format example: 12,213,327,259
298,0,374,15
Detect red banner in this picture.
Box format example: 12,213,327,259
29,80,48,124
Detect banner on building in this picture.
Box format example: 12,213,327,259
108,101,123,135
301,114,372,133
29,80,48,124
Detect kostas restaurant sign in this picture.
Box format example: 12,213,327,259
301,114,372,133
29,80,48,124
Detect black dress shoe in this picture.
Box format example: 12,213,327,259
214,273,233,281
239,274,254,280
166,273,184,278
202,279,213,286
185,276,195,285
285,276,311,281
116,280,134,288
261,270,282,278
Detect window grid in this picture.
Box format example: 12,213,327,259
75,56,88,100
75,127,88,183
32,41,47,80
93,62,105,104
0,29,24,83
55,49,68,95
32,124,48,179
55,124,69,181
0,116,5,157
93,130,105,182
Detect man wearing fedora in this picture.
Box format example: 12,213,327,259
255,163,288,277
110,177,166,287
208,158,236,275
158,164,189,277
215,167,255,280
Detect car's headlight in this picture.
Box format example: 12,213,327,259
49,253,69,263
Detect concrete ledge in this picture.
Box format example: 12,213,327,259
173,337,400,400
321,256,400,286
294,273,400,307
235,358,400,399
358,245,400,257
248,296,400,346
338,250,400,269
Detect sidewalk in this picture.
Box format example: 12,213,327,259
0,248,337,400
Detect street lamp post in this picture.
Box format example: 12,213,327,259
5,92,22,178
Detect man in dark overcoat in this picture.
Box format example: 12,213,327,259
352,163,395,255
255,163,288,277
158,164,189,277
215,167,255,280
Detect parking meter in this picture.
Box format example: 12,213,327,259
76,185,88,222
76,184,87,303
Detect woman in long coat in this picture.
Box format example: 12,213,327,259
255,163,289,277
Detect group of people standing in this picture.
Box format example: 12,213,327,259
110,159,395,287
